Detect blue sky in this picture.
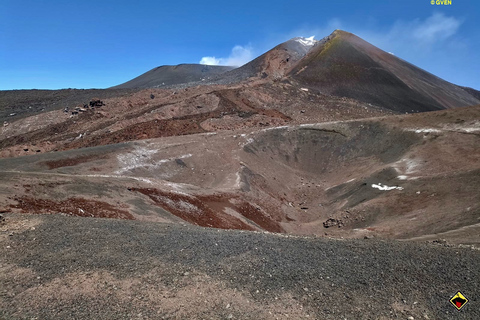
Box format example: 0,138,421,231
1,0,479,90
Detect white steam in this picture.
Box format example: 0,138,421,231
200,45,253,67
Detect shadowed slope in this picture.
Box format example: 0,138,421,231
112,64,234,89
289,30,479,112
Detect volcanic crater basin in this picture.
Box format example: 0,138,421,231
0,105,479,244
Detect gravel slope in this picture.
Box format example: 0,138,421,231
1,213,478,319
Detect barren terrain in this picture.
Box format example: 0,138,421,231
0,30,479,318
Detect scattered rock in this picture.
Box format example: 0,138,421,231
323,218,344,228
175,159,187,167
89,99,105,108
0,214,5,224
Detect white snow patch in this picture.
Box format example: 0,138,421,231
408,122,480,134
388,52,395,55
300,88,309,92
413,128,442,134
295,36,317,47
372,183,404,191
397,175,408,180
404,159,420,174
235,171,241,188
452,126,480,133
261,125,288,132
84,174,154,184
394,158,421,176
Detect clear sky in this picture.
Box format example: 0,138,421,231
1,0,479,90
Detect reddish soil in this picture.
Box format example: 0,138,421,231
133,188,257,231
10,196,134,220
234,201,283,233
66,114,209,149
0,82,390,158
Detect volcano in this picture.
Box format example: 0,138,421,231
1,29,479,320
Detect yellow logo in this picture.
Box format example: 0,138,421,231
431,0,452,5
450,291,468,310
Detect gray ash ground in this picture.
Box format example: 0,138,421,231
0,213,478,319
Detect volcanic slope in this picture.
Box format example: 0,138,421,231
112,64,234,89
0,81,392,158
113,31,480,114
214,36,321,83
287,30,480,112
1,104,479,244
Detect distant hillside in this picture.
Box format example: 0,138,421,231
110,31,479,113
460,86,480,100
112,64,234,89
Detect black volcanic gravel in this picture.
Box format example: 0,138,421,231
1,213,478,319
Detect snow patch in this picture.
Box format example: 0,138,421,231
413,128,442,133
235,171,241,188
294,36,317,47
84,174,154,184
397,175,408,180
372,183,404,191
394,158,421,176
462,127,480,133
261,125,288,132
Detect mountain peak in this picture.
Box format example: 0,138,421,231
292,36,317,47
